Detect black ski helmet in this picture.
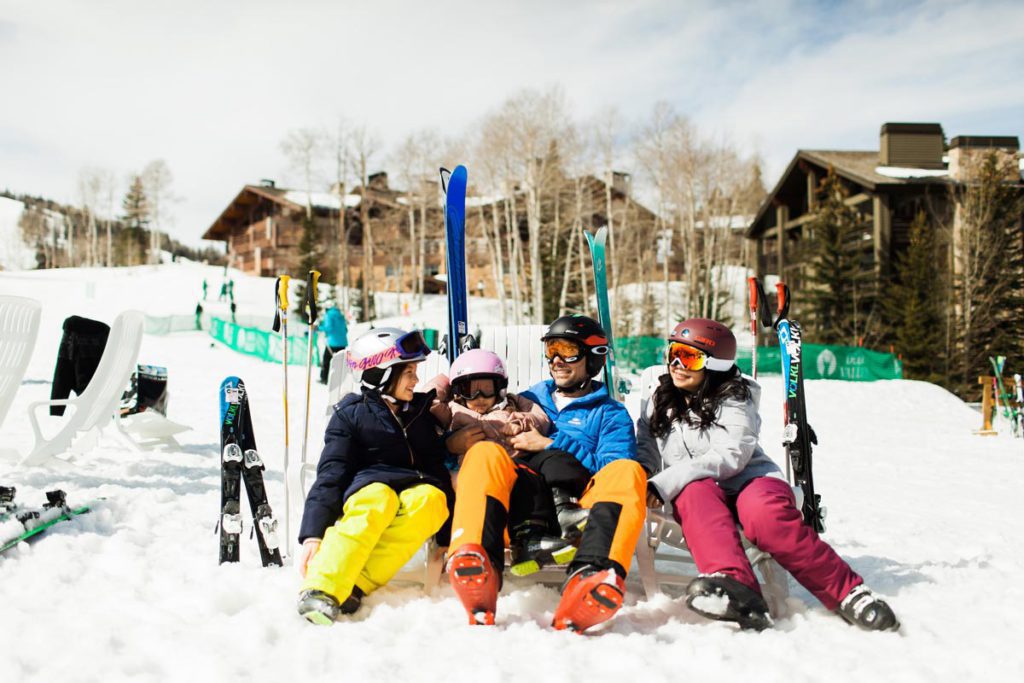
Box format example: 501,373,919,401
541,315,610,378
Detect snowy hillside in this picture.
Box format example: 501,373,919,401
1,263,1022,682
0,196,36,271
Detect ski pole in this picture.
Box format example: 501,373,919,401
273,275,291,547
300,270,321,478
747,277,759,378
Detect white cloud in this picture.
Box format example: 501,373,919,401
0,0,1020,245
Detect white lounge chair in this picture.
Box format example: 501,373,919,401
18,311,145,466
0,296,42,432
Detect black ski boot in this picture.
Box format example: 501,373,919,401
340,586,364,615
685,574,773,631
297,590,341,625
837,585,900,632
509,522,578,577
552,488,589,543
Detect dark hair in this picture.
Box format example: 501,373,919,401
648,365,751,438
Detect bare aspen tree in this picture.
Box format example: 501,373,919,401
350,125,381,320
331,120,352,310
142,160,174,264
281,127,326,221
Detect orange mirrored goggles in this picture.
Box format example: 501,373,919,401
544,338,585,363
667,342,708,371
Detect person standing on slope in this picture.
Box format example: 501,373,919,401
445,315,647,633
318,303,349,385
296,328,453,624
637,318,900,632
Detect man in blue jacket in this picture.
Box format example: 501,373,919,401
445,315,646,633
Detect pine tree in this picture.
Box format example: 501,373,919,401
121,176,150,266
803,168,873,345
292,215,321,323
885,211,946,383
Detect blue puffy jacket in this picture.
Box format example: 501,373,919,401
521,380,638,475
319,306,348,349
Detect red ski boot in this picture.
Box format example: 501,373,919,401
447,544,499,625
552,565,625,633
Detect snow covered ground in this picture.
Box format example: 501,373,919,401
1,262,1022,682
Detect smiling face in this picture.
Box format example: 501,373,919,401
549,353,590,391
388,362,419,402
462,378,499,413
669,361,705,394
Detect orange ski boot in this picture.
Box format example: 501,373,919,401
447,544,499,625
552,565,625,633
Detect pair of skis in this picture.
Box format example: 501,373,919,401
585,227,619,400
748,278,825,532
989,356,1022,438
1,487,93,555
218,376,282,566
440,165,471,364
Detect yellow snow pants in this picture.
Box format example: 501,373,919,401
301,482,448,601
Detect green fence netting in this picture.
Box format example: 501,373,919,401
613,336,902,381
209,317,321,366
145,314,205,335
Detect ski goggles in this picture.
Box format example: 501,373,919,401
543,338,608,363
395,330,430,359
667,342,733,372
453,380,499,400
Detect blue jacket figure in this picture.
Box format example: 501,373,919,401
319,305,349,384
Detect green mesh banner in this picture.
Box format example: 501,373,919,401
614,336,902,381
209,317,320,366
145,314,205,335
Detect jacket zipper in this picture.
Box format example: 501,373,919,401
384,399,428,470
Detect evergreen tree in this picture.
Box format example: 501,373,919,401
953,151,1024,393
885,211,946,383
121,176,150,266
803,167,873,345
292,215,322,323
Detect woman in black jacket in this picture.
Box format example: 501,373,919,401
296,328,454,625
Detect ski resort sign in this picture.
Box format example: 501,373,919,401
736,343,902,381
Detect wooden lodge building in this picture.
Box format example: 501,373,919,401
201,170,662,300
747,122,1022,287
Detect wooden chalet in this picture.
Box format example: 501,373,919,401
747,122,1021,286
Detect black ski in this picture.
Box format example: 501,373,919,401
773,283,825,532
219,378,244,563
238,388,283,567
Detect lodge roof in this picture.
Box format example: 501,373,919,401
202,184,361,241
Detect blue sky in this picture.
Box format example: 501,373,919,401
0,0,1021,245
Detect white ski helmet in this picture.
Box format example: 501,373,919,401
346,327,430,390
449,349,509,396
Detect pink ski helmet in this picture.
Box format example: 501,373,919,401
449,349,509,394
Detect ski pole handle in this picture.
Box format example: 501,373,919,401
305,270,321,325
278,275,291,314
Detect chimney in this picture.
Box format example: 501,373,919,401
368,171,389,191
259,178,276,188
948,135,1020,180
879,123,945,169
611,171,632,197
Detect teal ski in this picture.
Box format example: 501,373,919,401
584,227,618,400
1,488,92,555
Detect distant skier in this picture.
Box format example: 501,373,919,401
218,281,227,302
194,302,203,331
227,279,235,303
296,328,453,624
318,304,348,384
202,279,208,301
637,318,900,632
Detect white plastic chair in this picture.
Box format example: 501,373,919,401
18,311,145,466
0,296,42,432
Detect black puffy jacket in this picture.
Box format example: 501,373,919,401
298,388,455,544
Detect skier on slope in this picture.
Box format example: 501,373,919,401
317,303,348,384
638,318,900,632
296,328,454,624
428,349,580,576
445,315,647,632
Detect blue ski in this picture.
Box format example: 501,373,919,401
441,165,469,364
585,227,619,400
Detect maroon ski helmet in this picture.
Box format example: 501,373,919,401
668,318,736,371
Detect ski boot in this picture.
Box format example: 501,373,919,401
552,564,625,633
447,544,499,625
837,585,900,632
297,590,342,625
685,574,773,631
509,522,578,577
552,487,589,543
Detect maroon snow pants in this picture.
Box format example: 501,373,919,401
673,476,862,610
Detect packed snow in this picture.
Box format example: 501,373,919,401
1,262,1022,682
